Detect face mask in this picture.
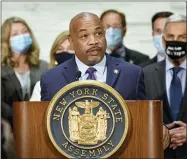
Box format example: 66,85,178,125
165,41,186,59
105,27,123,49
153,34,166,54
55,52,74,65
10,33,32,54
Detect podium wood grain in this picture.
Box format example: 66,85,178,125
13,101,163,158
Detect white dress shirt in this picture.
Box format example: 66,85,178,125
165,56,186,105
157,53,165,62
15,70,31,99
30,81,41,101
75,55,107,82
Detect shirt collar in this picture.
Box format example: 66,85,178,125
157,53,165,62
75,55,107,76
115,45,126,58
106,45,125,58
165,55,187,71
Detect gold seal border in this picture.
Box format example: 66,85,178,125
46,80,131,158
61,95,115,150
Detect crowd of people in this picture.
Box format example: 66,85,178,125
1,9,186,159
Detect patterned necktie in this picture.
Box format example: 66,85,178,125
86,67,96,80
170,67,183,120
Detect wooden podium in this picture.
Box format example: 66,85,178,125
13,101,163,158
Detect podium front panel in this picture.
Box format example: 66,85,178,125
13,101,163,158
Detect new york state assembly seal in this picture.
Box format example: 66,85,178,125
46,81,130,158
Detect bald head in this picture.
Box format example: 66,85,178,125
69,12,100,34
68,12,107,66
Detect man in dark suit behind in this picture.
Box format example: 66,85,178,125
144,14,186,158
141,11,173,67
41,12,145,101
100,9,150,66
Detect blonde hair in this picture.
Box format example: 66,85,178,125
1,16,40,67
49,31,70,68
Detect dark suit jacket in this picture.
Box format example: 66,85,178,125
111,45,150,66
143,61,187,159
1,60,48,122
140,55,157,67
41,55,146,101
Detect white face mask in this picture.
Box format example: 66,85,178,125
153,34,165,54
10,33,32,54
105,27,123,50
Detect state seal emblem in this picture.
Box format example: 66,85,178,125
46,81,130,158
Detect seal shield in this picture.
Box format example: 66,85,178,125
46,81,130,158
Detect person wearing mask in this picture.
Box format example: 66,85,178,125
1,17,49,125
144,14,186,158
141,11,173,67
100,9,150,65
40,12,146,101
49,31,75,68
30,31,75,101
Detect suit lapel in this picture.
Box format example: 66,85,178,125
106,55,120,87
62,55,121,87
153,61,165,96
30,67,36,92
153,61,173,121
30,67,38,94
7,67,23,100
178,71,187,120
61,57,78,83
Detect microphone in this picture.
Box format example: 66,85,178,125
76,71,82,81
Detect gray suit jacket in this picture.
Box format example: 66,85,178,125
143,60,187,158
1,60,48,121
140,55,157,67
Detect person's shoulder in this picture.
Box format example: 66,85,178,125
1,66,12,76
39,59,48,64
30,59,49,74
39,59,49,68
110,55,141,71
143,61,164,73
1,65,9,72
125,46,149,59
140,56,157,67
41,57,75,80
42,63,64,78
40,63,64,85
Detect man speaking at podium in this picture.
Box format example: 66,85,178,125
40,12,145,101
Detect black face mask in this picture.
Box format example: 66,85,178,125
55,52,74,65
165,41,186,59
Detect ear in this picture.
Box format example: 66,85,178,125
122,26,127,37
152,31,154,36
162,35,166,49
68,35,74,49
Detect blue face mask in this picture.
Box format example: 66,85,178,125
10,33,32,54
153,34,166,54
105,27,123,50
